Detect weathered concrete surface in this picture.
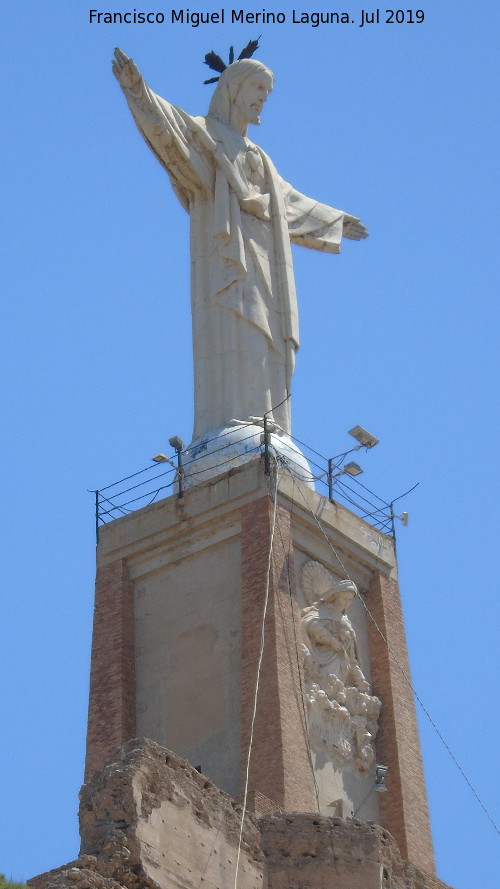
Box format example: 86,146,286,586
262,815,451,889
29,739,451,889
31,739,262,889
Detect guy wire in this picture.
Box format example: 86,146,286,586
290,477,500,837
233,459,280,889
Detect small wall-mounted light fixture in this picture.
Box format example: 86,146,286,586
374,764,388,792
353,764,389,817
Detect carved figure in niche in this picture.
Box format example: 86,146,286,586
300,561,381,771
112,47,367,442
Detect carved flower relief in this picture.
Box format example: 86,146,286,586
300,560,381,771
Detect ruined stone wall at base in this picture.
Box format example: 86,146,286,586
29,739,452,889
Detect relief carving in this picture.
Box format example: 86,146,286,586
300,561,381,771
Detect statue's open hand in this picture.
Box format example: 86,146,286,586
112,47,142,90
342,214,369,240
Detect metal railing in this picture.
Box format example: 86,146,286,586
91,426,415,543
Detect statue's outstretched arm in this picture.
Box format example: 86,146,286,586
111,48,213,201
281,179,368,252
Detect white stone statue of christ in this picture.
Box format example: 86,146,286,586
113,48,367,442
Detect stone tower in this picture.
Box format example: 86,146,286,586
29,456,453,889
82,456,438,878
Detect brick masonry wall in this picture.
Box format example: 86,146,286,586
84,559,136,782
367,570,435,875
240,493,317,813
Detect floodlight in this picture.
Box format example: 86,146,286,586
401,512,409,526
353,764,389,815
151,453,169,463
374,764,388,792
348,425,379,449
344,462,363,477
169,435,185,452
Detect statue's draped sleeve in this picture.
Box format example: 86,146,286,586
119,77,215,210
281,181,344,253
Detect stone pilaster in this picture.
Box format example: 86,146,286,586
84,559,136,782
367,570,435,874
240,495,316,812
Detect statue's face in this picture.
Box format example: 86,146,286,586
234,72,273,125
331,591,354,612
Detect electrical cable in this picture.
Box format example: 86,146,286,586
180,431,259,472
98,461,164,493
92,428,499,833
346,475,393,507
274,469,321,811
288,433,329,463
390,481,420,504
94,427,405,544
97,493,131,518
96,422,258,493
101,466,175,501
233,460,279,889
272,456,326,483
102,481,175,513
337,475,391,509
290,477,500,837
329,482,382,518
182,446,262,480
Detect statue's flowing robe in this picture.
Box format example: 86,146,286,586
120,77,346,438
302,604,361,685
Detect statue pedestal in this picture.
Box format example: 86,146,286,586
182,422,315,491
85,459,435,875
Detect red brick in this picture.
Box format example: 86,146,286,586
367,570,435,874
240,495,317,812
84,559,136,782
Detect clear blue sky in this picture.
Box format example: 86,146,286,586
1,1,499,887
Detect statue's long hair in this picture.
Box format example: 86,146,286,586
208,59,274,125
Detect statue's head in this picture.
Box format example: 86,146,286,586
323,579,357,612
208,59,274,127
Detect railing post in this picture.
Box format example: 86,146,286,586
327,458,334,501
95,490,99,545
263,416,271,475
177,449,185,499
390,501,396,541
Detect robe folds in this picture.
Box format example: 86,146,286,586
302,604,361,686
120,76,346,438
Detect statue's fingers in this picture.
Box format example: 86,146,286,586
112,62,122,81
349,222,368,239
114,47,129,65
